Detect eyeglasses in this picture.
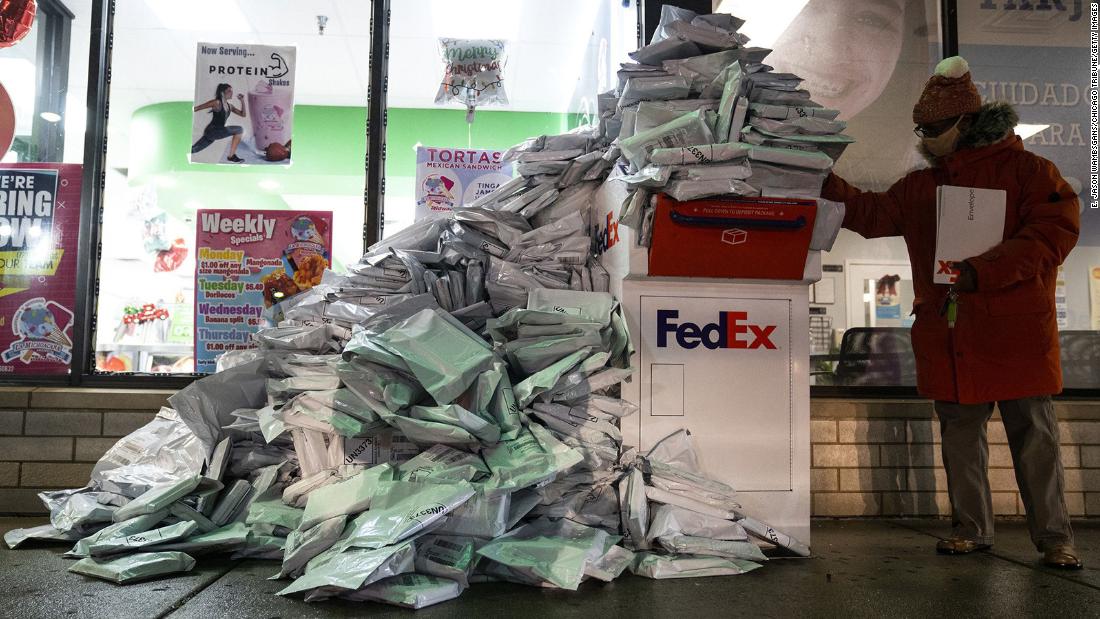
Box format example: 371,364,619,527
914,116,964,138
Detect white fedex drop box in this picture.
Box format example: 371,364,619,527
617,277,812,544
595,179,814,545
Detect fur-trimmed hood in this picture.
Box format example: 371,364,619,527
919,101,1019,163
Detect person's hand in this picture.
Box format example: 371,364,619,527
954,261,978,292
237,94,244,101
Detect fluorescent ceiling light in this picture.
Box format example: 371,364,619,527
1015,124,1048,140
39,112,61,123
715,0,811,48
431,0,520,40
147,0,251,32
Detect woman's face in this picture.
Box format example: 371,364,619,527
225,87,233,99
766,0,906,120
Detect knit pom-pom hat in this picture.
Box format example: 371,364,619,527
912,56,982,125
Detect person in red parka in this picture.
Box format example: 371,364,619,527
823,56,1081,569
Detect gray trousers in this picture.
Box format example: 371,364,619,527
934,396,1073,550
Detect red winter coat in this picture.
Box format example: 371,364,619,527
823,108,1079,404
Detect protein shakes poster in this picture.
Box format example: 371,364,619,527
191,42,296,166
0,164,81,375
194,209,331,373
414,146,513,221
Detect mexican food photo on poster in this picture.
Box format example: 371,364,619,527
0,164,82,375
194,209,332,373
191,42,296,166
414,146,513,220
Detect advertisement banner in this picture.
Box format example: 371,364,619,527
194,209,332,373
191,42,296,166
0,164,82,375
414,146,513,221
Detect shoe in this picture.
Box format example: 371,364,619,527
936,537,990,555
1042,544,1083,570
227,155,244,163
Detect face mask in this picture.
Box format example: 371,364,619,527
922,116,963,157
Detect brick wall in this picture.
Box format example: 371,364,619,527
2,388,1098,518
811,399,1100,518
0,387,170,514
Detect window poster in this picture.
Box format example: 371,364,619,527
1091,266,1100,331
194,209,332,373
0,164,82,374
414,146,513,221
874,274,903,327
192,42,296,166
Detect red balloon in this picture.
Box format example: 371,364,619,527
0,0,35,49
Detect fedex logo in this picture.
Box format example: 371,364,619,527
592,211,620,256
937,260,961,283
657,310,777,350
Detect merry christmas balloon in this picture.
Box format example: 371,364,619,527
435,38,509,113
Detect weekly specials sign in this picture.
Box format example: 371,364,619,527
194,209,332,373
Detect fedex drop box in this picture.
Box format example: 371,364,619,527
618,275,812,544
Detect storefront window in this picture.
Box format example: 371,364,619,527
717,0,1096,390
93,1,370,374
7,0,1084,390
383,0,636,238
0,0,90,165
718,0,940,387
958,0,1099,389
0,1,91,378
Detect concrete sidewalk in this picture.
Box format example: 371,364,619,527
1,517,1097,618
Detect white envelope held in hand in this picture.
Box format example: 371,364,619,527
934,185,1006,285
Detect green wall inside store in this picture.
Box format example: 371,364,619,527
129,102,580,219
